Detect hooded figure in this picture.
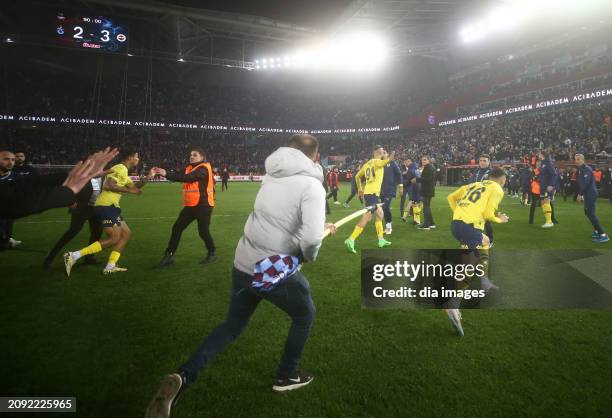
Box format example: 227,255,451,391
234,146,326,273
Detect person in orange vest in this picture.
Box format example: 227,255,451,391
529,163,542,224
594,168,602,186
153,147,216,268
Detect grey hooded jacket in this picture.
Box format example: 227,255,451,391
234,147,326,274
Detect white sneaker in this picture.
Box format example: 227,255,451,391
8,237,22,247
103,266,128,275
541,223,554,229
385,227,392,235
63,252,76,278
334,201,341,205
342,203,349,208
445,309,464,337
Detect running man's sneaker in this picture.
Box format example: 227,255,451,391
417,225,430,230
378,238,392,248
345,238,356,254
343,203,349,208
593,234,610,244
103,266,128,275
8,237,22,247
480,276,499,292
272,371,314,393
146,373,186,418
592,231,601,239
63,252,76,278
334,201,341,205
429,225,437,229
445,309,464,337
541,223,554,229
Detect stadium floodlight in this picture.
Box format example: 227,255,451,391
461,0,608,44
177,57,185,62
253,31,389,73
262,58,267,63
5,38,14,43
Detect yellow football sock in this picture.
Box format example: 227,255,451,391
349,225,363,241
108,251,121,266
375,220,384,239
542,202,552,224
79,241,102,256
413,205,421,224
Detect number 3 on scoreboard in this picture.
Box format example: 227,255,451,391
101,30,110,42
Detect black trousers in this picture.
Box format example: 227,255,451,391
422,195,434,227
345,182,362,204
484,221,493,244
0,218,14,249
47,206,102,262
166,205,215,255
327,186,338,202
529,193,541,224
222,180,228,191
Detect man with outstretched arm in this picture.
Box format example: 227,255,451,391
146,134,336,418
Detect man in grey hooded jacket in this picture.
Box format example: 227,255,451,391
147,134,335,418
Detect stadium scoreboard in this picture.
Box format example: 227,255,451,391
55,13,128,52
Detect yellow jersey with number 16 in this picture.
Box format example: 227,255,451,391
95,163,133,207
355,158,389,195
447,180,504,230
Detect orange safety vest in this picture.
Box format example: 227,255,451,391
183,162,215,207
531,168,541,195
594,170,602,183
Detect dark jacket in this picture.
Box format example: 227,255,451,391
0,173,76,219
419,163,436,197
539,158,556,190
166,163,213,207
381,161,402,197
13,164,39,177
468,167,491,183
576,164,598,198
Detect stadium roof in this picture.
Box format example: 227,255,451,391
331,0,471,58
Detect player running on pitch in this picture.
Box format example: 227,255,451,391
446,167,510,336
64,148,153,276
344,145,394,253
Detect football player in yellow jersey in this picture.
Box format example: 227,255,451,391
345,145,395,253
445,167,509,336
64,148,154,277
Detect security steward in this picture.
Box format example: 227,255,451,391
154,148,216,267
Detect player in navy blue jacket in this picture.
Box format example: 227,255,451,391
538,151,557,228
469,155,496,244
575,154,608,243
400,158,422,225
468,155,492,183
380,159,402,234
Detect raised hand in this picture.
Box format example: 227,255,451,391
62,147,119,195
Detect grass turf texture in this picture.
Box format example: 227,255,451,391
1,183,611,418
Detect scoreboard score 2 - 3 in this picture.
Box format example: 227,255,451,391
56,13,128,52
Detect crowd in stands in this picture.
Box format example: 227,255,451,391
2,101,610,176
1,73,405,130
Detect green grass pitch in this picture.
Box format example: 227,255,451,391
1,182,611,417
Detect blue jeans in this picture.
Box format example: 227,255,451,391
180,267,315,383
584,195,604,234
